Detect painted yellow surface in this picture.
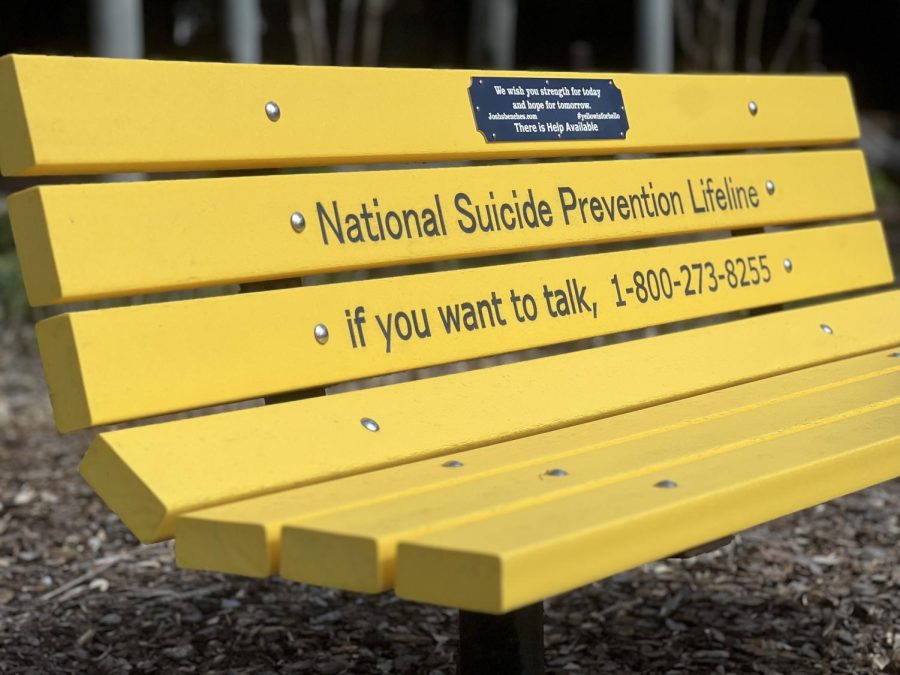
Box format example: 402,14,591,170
395,400,900,613
0,57,33,177
81,290,900,543
174,350,900,580
293,367,900,597
9,150,874,305
0,55,858,176
39,221,893,432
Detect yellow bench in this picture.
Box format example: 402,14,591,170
2,54,899,673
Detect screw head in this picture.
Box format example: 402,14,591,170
748,100,758,115
820,323,834,335
545,468,568,477
765,180,775,195
290,211,305,232
442,460,464,468
361,417,380,432
783,258,793,273
889,352,900,358
654,479,678,489
265,101,281,122
314,323,329,344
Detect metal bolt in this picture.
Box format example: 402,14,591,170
654,479,678,489
265,101,281,122
361,417,380,432
545,468,568,477
888,352,900,358
314,324,329,344
748,100,758,116
765,180,775,195
820,324,834,335
290,211,305,233
442,460,464,468
783,258,793,273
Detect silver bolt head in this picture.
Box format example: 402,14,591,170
889,352,900,358
314,323,329,344
361,417,380,432
783,258,793,273
290,211,305,232
748,100,758,115
265,101,281,122
442,460,464,468
654,479,678,489
545,468,568,477
765,180,775,195
820,323,834,335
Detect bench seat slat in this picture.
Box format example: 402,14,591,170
80,290,900,544
173,349,900,580
0,55,859,176
39,221,893,432
395,400,900,613
10,149,874,305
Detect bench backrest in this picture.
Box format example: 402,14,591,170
1,54,896,543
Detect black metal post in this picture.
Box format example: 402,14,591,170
458,603,544,675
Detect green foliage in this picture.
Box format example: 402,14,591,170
0,205,12,252
0,250,28,324
870,168,900,203
0,201,29,323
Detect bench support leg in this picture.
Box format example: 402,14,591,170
457,602,544,675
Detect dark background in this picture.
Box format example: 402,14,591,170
0,1,898,110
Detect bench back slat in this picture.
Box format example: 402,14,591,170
0,55,859,176
80,290,900,543
10,149,874,305
40,220,892,431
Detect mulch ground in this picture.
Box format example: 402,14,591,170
1,329,898,674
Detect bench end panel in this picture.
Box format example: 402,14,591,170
0,55,38,177
80,434,170,544
175,516,273,578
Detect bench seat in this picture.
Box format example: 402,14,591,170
174,331,900,614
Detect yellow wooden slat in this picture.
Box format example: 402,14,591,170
0,55,858,176
173,349,900,580
395,402,900,613
81,290,900,544
39,221,893,431
9,149,874,305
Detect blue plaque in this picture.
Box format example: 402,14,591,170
469,76,629,143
